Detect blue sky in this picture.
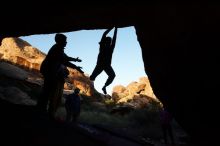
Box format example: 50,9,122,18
20,26,146,94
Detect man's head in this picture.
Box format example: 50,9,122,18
55,33,67,47
99,37,112,46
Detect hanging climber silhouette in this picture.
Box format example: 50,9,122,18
90,27,117,94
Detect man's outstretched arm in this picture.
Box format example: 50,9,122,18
65,62,84,74
64,54,81,62
67,56,82,62
63,53,83,73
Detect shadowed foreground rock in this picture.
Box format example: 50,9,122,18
0,99,152,146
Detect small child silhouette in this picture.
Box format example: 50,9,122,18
65,88,81,123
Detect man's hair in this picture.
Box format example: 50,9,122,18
55,33,66,43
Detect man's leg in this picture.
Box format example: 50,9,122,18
162,125,168,144
72,113,78,123
36,90,48,112
36,79,50,113
48,81,63,120
103,66,115,94
54,82,64,112
65,110,72,122
168,124,175,145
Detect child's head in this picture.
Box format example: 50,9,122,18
74,88,80,94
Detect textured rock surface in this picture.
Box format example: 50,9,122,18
112,77,158,108
0,38,45,71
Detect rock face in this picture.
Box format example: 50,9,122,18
0,38,45,71
0,86,36,105
0,62,29,80
112,77,158,108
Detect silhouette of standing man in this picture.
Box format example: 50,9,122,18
37,33,84,120
90,27,117,94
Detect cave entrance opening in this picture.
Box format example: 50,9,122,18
20,26,147,95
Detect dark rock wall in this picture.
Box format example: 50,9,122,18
1,4,219,145
135,5,220,145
